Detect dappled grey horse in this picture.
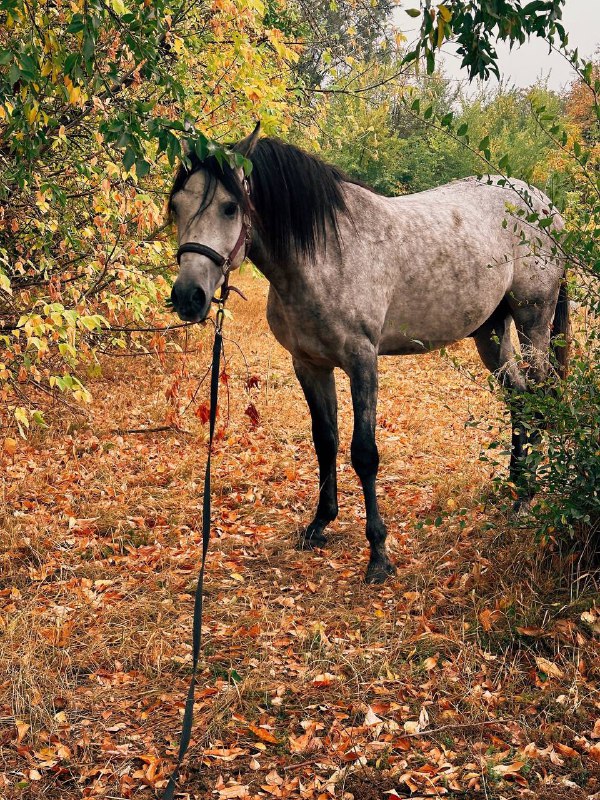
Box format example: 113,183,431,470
169,125,569,583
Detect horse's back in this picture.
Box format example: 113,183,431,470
266,175,564,368
341,177,558,352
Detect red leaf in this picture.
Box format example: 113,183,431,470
246,375,261,390
245,403,260,427
195,403,210,424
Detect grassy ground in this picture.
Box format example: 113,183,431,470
1,271,599,799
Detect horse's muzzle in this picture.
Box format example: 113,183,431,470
170,282,209,322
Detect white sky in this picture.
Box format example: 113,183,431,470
396,0,600,92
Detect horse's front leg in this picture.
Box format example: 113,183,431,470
293,359,339,549
347,354,396,584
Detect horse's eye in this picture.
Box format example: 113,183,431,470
222,202,238,218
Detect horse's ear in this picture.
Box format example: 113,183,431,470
235,121,261,157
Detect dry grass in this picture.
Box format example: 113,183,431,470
1,271,599,799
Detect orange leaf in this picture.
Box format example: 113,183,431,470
247,724,278,744
589,743,600,763
516,626,544,637
554,743,579,758
479,608,501,632
3,437,17,456
15,720,29,744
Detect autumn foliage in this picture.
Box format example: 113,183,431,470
1,2,600,799
2,275,600,799
0,0,298,433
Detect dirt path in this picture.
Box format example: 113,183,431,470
1,272,599,799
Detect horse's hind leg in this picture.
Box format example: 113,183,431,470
472,303,534,500
508,300,557,500
293,359,339,549
347,352,396,584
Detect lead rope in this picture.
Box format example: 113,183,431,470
162,287,228,800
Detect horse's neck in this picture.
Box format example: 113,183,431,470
246,181,383,296
247,235,308,296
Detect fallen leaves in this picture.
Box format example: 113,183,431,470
534,656,564,679
478,607,502,631
3,436,17,456
1,274,599,800
246,724,279,745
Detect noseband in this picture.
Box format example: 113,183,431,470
176,178,252,279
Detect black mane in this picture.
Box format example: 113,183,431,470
169,137,368,264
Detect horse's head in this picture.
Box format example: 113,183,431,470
169,125,259,322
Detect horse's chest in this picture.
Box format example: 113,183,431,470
266,288,352,366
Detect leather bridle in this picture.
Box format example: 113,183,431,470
175,177,252,281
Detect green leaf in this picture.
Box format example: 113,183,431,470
135,158,150,178
405,8,421,17
8,63,20,86
426,49,435,74
31,410,48,429
194,137,208,160
122,147,136,171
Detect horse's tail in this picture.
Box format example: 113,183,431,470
551,275,570,381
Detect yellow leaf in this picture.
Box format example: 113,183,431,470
27,103,39,124
437,19,445,47
438,4,452,22
492,761,525,777
1,423,16,447
16,720,29,743
535,656,564,678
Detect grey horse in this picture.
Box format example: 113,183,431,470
168,125,569,584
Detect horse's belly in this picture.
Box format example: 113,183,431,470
379,291,502,354
378,335,458,355
379,253,512,354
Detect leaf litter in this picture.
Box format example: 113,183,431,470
1,273,599,799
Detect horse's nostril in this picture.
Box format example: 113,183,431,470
170,285,180,308
191,286,207,312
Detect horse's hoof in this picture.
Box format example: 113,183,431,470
365,559,396,585
297,531,328,551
